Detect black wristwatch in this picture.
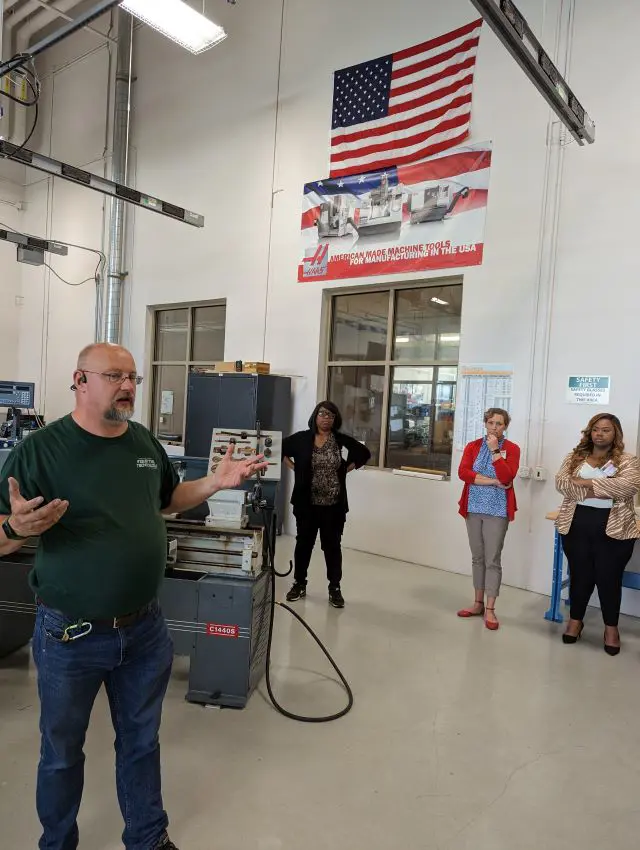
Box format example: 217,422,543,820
2,517,27,541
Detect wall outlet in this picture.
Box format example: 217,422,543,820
518,466,532,479
534,467,547,481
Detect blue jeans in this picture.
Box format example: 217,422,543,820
31,601,174,850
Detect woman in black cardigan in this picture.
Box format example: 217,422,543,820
282,401,371,608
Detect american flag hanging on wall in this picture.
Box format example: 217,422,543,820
330,19,483,179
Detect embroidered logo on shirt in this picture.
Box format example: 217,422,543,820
137,458,158,470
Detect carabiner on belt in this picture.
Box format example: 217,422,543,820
61,620,93,642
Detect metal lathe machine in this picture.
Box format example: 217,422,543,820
0,424,285,711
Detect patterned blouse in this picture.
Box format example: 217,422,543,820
467,438,508,518
555,451,640,540
311,433,342,506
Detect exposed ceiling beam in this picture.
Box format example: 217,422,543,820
26,0,117,45
0,0,120,76
2,0,116,63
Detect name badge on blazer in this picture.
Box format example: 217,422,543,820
341,445,349,462
500,450,507,460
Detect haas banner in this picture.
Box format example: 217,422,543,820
299,142,492,282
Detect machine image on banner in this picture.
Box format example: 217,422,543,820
298,142,492,282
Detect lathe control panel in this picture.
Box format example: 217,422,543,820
208,428,282,481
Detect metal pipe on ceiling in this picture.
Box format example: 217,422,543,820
98,5,132,344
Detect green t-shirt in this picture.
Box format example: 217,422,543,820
0,415,179,620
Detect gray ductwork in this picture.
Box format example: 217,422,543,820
98,8,133,344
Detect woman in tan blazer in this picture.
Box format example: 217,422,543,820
555,413,640,655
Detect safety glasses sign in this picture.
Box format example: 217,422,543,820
566,376,610,405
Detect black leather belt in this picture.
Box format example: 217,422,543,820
37,598,155,629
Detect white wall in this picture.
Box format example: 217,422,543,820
9,0,640,609
0,160,26,383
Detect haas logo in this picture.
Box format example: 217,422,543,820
302,244,329,278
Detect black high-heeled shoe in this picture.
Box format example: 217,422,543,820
604,630,621,656
562,622,584,644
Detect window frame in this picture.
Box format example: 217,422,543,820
321,278,462,473
148,300,226,444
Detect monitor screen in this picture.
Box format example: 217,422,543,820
0,381,35,409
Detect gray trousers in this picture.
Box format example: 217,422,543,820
465,513,509,598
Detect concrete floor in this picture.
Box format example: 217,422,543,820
2,539,640,850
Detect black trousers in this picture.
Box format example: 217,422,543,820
561,505,635,627
294,505,346,588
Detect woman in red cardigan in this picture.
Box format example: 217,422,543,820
457,408,520,630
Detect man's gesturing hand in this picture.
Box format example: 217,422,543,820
6,478,69,538
210,444,269,491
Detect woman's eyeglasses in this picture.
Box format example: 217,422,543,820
317,409,336,419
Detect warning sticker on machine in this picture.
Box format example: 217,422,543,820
206,623,239,638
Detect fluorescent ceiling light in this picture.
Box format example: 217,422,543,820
396,336,410,343
431,296,449,305
439,334,460,343
120,0,227,55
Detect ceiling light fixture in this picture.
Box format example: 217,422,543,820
119,0,227,54
431,297,449,305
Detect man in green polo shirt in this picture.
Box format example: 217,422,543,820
0,343,265,850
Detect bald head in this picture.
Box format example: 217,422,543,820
77,343,134,372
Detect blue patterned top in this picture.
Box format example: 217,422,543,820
467,439,508,518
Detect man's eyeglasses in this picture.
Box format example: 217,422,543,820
317,409,336,419
82,370,144,386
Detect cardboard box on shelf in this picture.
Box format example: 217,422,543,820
242,362,270,375
192,361,271,375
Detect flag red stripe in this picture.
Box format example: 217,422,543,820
330,129,471,178
391,36,480,82
332,93,472,147
397,150,492,185
388,75,473,117
330,116,470,169
391,56,477,99
393,19,482,63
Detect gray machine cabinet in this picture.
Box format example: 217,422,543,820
0,554,36,658
186,571,271,709
161,569,204,658
184,372,292,532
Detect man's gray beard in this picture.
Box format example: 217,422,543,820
104,404,134,423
